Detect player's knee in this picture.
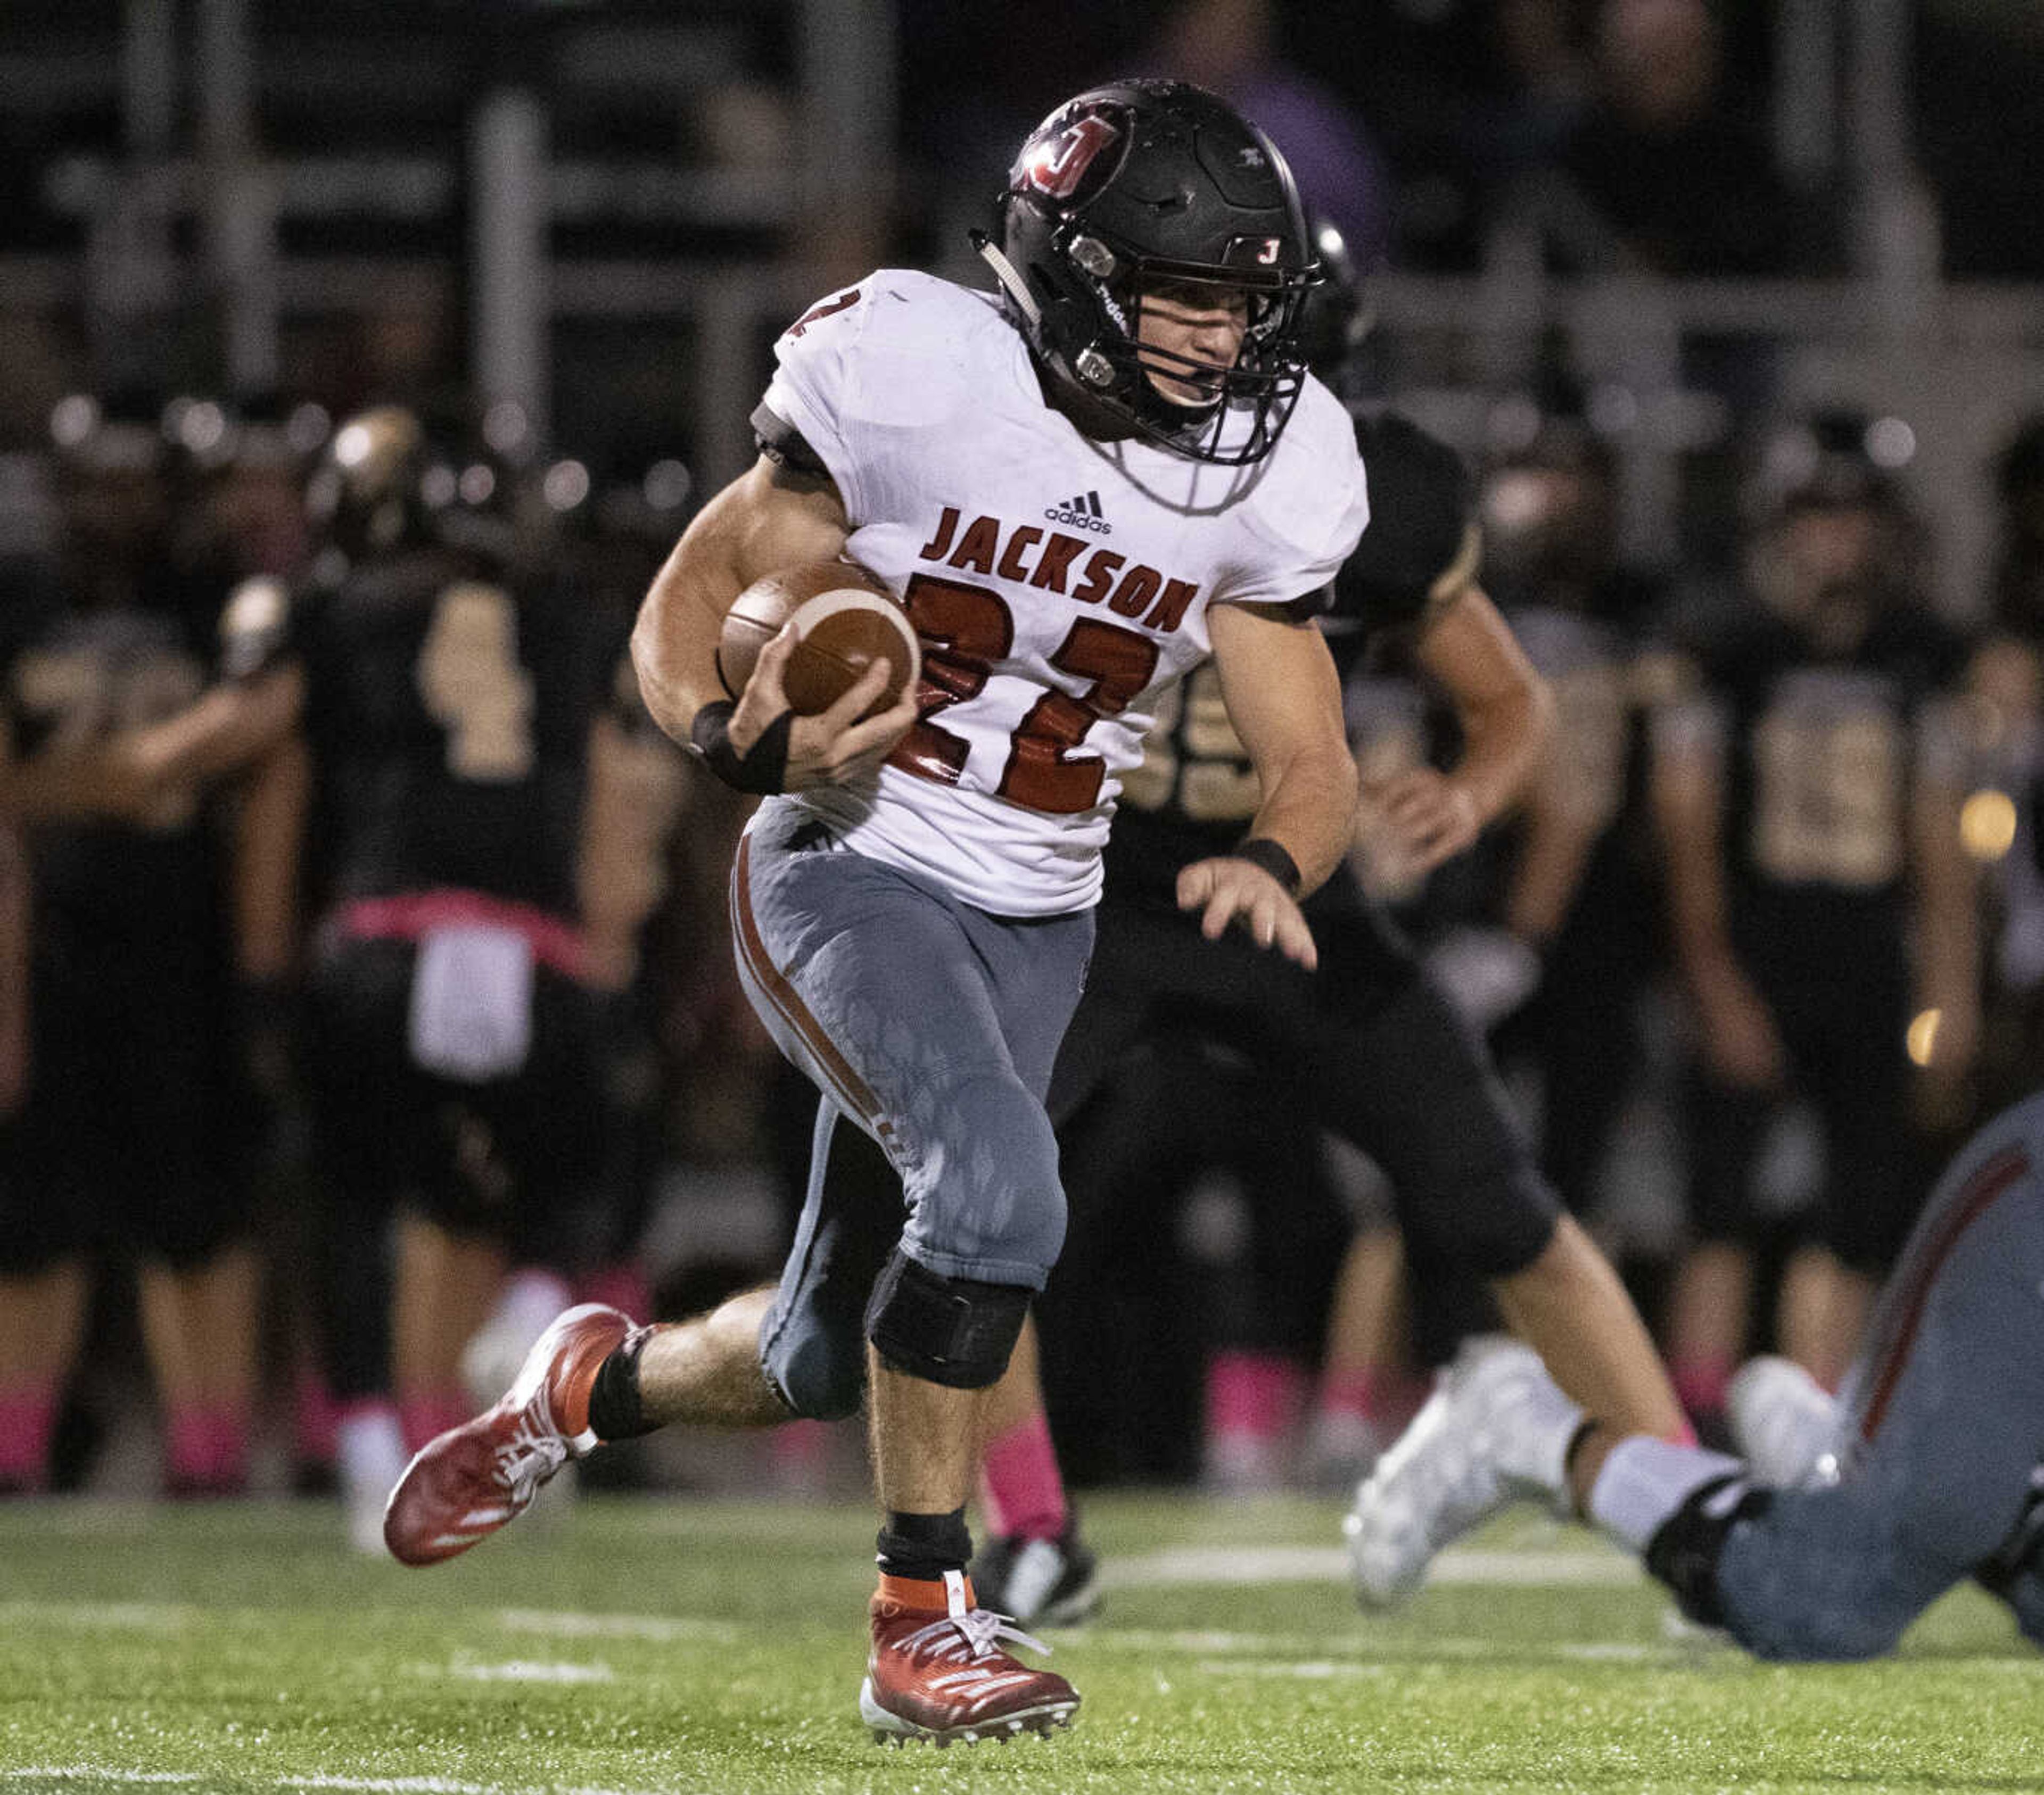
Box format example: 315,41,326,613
986,1180,1067,1281
1743,1601,1909,1664
138,1188,248,1271
761,1325,867,1422
913,1070,1067,1276
863,1249,1031,1390
1407,1161,1557,1283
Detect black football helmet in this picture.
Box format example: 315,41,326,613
306,403,517,572
982,78,1320,466
1295,216,1368,387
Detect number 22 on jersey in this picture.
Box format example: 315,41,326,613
889,571,1158,814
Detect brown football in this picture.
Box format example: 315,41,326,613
716,559,920,718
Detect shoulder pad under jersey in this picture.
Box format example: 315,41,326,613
1330,412,1478,638
1223,374,1370,608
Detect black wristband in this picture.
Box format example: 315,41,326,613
689,699,794,795
1233,836,1301,896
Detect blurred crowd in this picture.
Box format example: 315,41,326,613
4,0,2044,1545
6,372,2044,1541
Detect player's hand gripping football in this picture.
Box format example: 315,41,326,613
727,622,919,791
1177,855,1318,971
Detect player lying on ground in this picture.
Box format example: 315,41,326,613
1344,1090,2044,1658
383,79,1373,1749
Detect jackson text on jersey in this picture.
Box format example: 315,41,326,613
755,268,1367,917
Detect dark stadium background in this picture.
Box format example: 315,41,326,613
4,0,2044,1506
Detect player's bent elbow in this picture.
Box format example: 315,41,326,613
1520,667,1557,760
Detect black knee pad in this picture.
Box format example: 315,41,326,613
137,1179,252,1271
864,1250,1031,1389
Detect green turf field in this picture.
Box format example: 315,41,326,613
1,1493,2037,1793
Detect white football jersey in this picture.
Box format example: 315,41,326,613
759,268,1368,916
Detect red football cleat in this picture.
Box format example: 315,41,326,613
383,1302,632,1567
859,1570,1080,1747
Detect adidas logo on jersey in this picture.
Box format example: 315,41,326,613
1043,490,1111,535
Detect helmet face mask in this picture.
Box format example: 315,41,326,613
988,80,1320,467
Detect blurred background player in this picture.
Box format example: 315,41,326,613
0,394,260,1497
1347,1088,2044,1662
1651,416,1977,1428
1478,415,1668,1222
119,402,658,1546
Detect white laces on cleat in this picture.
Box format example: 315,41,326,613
492,1409,568,1507
894,1604,1050,1665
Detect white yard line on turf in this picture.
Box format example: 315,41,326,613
449,1661,616,1684
1102,1543,1635,1587
493,1608,739,1644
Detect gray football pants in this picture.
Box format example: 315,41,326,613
1718,1092,2044,1659
729,801,1092,1420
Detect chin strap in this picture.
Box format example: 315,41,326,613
970,230,1043,329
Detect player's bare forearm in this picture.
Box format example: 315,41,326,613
1416,588,1553,829
1237,739,1359,897
1505,785,1601,946
630,455,851,746
1909,777,1979,1050
578,712,687,990
1208,600,1359,895
126,667,306,790
0,735,151,824
232,733,310,984
1653,737,1783,1085
1652,743,1738,986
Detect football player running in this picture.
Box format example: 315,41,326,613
384,81,1370,1747
1344,1090,2044,1661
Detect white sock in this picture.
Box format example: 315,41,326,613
336,1405,407,1499
336,1404,408,1554
1587,1436,1744,1554
496,1268,575,1343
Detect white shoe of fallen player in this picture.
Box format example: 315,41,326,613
1343,1337,1579,1610
1726,1356,1839,1490
336,1405,408,1557
462,1270,576,1410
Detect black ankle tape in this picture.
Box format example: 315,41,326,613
877,1507,973,1583
1562,1417,1598,1483
586,1326,656,1442
1643,1474,1769,1628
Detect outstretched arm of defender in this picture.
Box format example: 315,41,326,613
1177,601,1359,970
1382,585,1552,876
630,455,916,791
